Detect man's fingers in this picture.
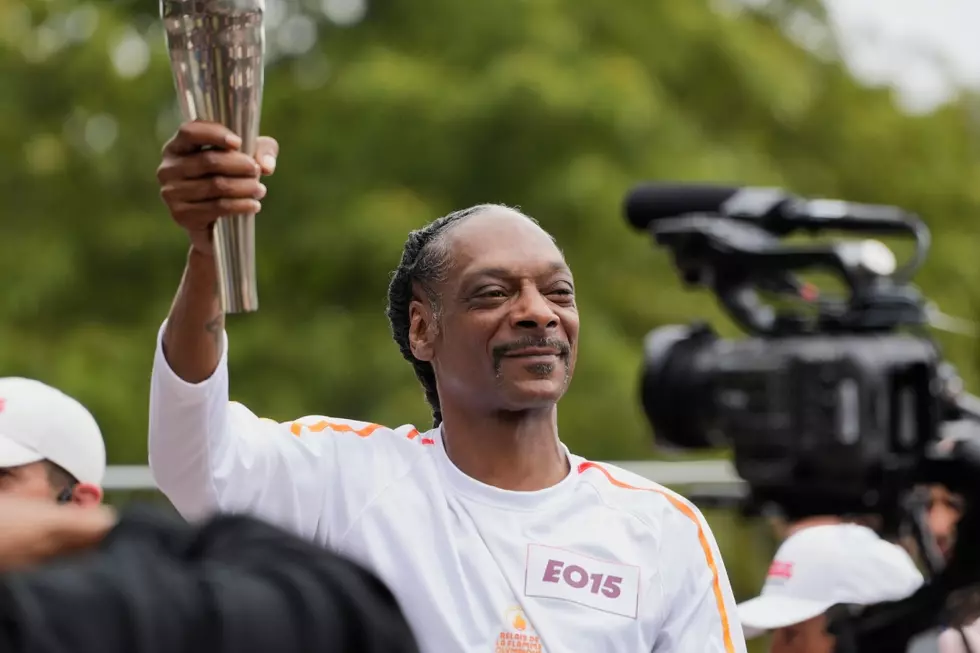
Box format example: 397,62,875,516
255,136,279,175
161,177,266,204
163,120,242,155
157,149,261,184
171,199,264,230
158,122,276,257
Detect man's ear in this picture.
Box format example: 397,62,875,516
72,483,103,507
408,295,437,362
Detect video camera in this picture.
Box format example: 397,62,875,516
624,183,980,651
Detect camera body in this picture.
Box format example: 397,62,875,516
642,324,942,516
624,185,957,517
625,183,980,650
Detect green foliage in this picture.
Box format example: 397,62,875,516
2,0,978,639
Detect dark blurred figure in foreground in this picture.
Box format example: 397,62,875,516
0,497,418,653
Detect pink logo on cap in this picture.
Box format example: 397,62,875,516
767,561,794,579
0,398,5,413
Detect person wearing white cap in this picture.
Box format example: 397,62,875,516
738,522,924,653
0,377,106,506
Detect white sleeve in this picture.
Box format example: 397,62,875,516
147,321,337,540
651,500,746,653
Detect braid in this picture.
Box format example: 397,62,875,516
386,204,503,428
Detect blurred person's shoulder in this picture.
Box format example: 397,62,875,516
938,586,980,653
947,585,980,628
937,622,980,653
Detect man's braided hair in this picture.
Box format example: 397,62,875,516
385,204,503,428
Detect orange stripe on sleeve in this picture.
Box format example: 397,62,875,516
287,421,435,445
289,420,383,438
577,461,736,653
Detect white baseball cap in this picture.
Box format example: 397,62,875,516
738,523,924,638
0,377,106,486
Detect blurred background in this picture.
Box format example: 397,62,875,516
2,0,979,649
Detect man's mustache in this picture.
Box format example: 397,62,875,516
492,336,571,366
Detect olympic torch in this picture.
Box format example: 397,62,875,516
161,0,265,313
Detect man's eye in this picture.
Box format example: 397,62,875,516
479,290,508,298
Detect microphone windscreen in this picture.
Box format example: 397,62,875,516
624,183,740,230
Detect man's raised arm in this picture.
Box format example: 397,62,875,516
147,121,329,533
157,120,274,384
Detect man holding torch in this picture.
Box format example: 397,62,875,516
148,119,746,653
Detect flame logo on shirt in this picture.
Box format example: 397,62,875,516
495,606,540,653
512,612,527,631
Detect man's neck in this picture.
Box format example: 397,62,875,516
439,406,570,492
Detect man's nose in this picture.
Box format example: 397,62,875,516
511,286,559,330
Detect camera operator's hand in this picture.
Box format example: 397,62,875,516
157,120,278,257
0,497,116,571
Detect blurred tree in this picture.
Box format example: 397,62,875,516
1,0,978,641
